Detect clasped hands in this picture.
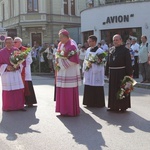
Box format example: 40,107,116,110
6,65,19,71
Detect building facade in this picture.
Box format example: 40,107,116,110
0,0,87,47
81,0,150,44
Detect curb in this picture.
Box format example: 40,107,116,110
31,73,150,89
104,78,150,89
135,82,150,89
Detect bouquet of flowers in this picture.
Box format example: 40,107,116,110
10,48,31,68
117,76,137,100
56,48,77,59
55,49,77,71
55,62,61,71
85,52,107,71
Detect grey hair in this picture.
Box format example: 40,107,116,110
14,37,22,42
113,34,122,40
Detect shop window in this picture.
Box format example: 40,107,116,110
101,27,142,45
83,30,94,44
27,0,38,12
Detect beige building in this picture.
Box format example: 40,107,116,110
0,0,89,46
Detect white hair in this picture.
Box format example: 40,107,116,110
14,37,22,42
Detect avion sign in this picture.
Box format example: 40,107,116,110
103,14,134,25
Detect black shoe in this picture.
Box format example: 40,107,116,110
107,108,119,112
120,109,126,112
107,108,113,111
19,108,27,111
27,104,33,107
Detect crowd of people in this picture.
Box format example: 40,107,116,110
30,42,57,73
0,29,150,116
125,36,150,83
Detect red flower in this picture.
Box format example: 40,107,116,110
117,76,137,100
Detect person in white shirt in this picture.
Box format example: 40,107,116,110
101,40,109,62
139,35,150,83
79,45,86,79
131,38,140,78
101,40,108,52
44,44,55,73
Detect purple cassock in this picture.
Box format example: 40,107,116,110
0,46,25,111
55,39,81,116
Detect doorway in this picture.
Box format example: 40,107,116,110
31,33,42,46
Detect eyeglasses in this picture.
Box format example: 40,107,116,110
14,42,18,43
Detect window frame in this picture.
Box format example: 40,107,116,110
71,0,75,15
63,0,76,16
27,0,39,13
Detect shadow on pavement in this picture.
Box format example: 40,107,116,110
0,107,40,141
85,107,150,133
57,108,108,150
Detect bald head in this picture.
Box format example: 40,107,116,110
113,34,122,47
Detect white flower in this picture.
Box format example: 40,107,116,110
60,51,64,56
88,54,95,62
124,82,132,89
118,88,125,99
70,51,75,55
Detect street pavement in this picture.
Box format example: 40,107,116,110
0,74,150,150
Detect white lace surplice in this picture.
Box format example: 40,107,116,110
0,64,24,91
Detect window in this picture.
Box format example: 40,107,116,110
87,0,94,8
64,0,68,15
64,0,76,15
2,3,5,20
71,0,75,15
10,0,14,17
27,0,38,12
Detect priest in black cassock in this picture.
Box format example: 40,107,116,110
83,35,105,107
105,34,133,112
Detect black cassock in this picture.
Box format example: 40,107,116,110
83,46,105,108
105,45,133,110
